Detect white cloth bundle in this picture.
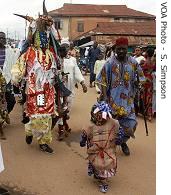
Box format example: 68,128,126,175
0,144,4,173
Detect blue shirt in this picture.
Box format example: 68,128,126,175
96,55,145,119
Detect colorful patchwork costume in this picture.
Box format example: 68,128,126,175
11,0,64,153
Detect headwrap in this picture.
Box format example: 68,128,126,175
115,37,128,46
92,101,113,119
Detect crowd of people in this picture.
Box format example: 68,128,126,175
79,41,156,122
0,2,156,193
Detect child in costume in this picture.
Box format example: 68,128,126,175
80,101,123,193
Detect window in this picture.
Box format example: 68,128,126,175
114,18,120,21
77,22,84,32
54,19,63,30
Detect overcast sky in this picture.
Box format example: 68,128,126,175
0,0,157,39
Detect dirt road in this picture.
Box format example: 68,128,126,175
0,76,156,195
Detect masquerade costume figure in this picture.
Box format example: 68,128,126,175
11,0,64,153
96,37,145,156
80,101,120,193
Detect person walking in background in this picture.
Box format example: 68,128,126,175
0,32,17,139
96,37,145,156
60,41,87,111
68,42,80,66
57,43,87,140
67,42,79,58
133,46,145,115
133,46,145,65
105,44,115,61
94,53,106,94
141,48,156,121
88,41,101,88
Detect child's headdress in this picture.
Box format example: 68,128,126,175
91,101,113,120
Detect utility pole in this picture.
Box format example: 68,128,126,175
6,28,9,44
14,31,17,41
6,29,9,39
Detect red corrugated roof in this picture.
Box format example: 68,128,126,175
49,3,155,18
96,21,156,35
75,21,156,40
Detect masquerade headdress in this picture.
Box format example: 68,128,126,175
14,0,61,51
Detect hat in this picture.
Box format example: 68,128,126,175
60,38,70,46
115,37,128,46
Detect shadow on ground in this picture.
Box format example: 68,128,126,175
0,185,36,195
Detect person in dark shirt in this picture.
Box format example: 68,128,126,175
88,41,101,88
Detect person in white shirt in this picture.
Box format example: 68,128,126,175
133,46,145,65
94,53,106,93
133,46,145,115
57,44,87,140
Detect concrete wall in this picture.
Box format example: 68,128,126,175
69,17,113,40
54,17,70,39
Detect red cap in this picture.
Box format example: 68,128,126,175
115,37,128,46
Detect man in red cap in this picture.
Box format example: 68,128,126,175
96,37,145,156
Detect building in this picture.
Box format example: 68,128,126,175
49,3,155,40
74,21,156,50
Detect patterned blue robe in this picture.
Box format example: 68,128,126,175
96,55,145,138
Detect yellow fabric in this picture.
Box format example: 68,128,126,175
11,54,26,84
25,116,52,144
38,130,52,145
